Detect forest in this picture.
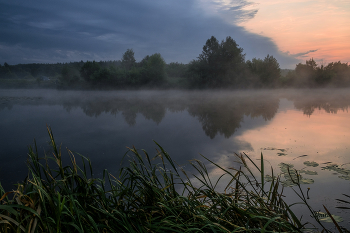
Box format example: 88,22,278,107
1,36,350,89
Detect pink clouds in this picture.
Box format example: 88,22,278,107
239,0,350,65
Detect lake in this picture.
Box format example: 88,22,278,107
0,88,349,229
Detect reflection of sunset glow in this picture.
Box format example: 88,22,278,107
237,108,350,167
239,0,350,65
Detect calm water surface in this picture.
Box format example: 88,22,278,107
0,88,349,228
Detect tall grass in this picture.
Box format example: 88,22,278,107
0,127,346,232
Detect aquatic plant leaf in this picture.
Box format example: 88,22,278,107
261,147,277,150
279,163,294,169
322,164,350,176
264,174,275,182
278,163,300,186
303,161,319,167
277,153,287,156
299,170,318,175
313,211,343,223
262,147,288,152
300,178,314,184
319,216,343,223
293,155,308,160
338,175,350,180
277,162,315,186
281,180,295,187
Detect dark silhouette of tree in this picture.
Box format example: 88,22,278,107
60,65,80,84
166,62,188,78
314,65,332,86
291,59,350,87
121,49,136,70
261,55,280,85
3,42,350,89
246,54,280,87
294,58,318,86
0,62,16,79
324,61,350,86
80,61,102,82
187,36,245,87
141,53,166,84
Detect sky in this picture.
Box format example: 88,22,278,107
0,0,349,68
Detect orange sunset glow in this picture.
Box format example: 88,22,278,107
237,107,350,166
239,0,350,65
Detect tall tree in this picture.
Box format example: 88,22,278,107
324,61,350,86
246,55,280,87
295,58,317,86
122,49,136,70
141,53,166,84
188,36,245,87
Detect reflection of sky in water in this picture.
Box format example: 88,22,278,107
232,98,350,228
237,98,350,170
1,89,350,229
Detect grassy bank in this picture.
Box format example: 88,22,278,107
0,127,347,232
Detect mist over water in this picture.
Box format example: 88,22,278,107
1,88,350,228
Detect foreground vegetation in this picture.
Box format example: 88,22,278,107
0,127,349,232
1,36,350,89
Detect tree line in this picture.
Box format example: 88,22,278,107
1,35,350,88
283,59,350,87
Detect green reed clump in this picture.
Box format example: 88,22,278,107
0,127,335,232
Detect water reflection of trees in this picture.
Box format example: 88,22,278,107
59,92,280,139
2,90,350,138
294,101,348,116
284,90,350,116
186,95,279,138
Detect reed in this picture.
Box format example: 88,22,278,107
0,127,346,232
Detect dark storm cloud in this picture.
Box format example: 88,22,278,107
0,0,298,68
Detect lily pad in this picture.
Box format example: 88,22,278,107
264,174,276,182
277,152,287,156
322,164,350,176
299,170,318,175
313,211,343,223
338,175,350,180
300,178,314,184
261,147,277,150
278,163,315,186
304,161,319,167
281,180,295,187
279,162,294,169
